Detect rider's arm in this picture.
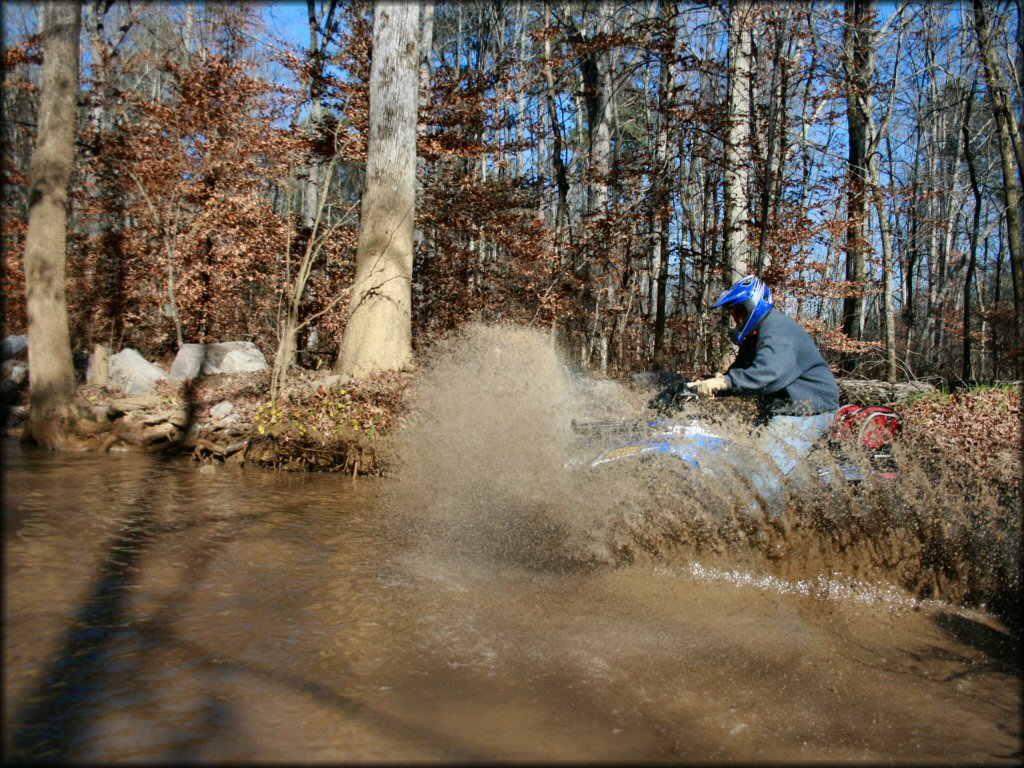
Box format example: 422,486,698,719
725,333,800,395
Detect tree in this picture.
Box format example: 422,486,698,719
3,0,1018,387
842,0,874,348
21,0,83,449
973,0,1024,376
723,0,753,282
335,0,421,377
111,20,301,355
651,0,678,366
302,0,340,228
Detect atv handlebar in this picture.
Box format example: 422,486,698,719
647,376,698,414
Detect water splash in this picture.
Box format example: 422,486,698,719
386,324,1021,619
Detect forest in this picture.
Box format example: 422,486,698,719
2,0,1022,421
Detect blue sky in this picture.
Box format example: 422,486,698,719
260,2,311,47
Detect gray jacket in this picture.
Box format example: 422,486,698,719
725,307,840,419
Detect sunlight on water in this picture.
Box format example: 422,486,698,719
667,562,940,610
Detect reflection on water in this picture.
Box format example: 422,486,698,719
3,436,1020,763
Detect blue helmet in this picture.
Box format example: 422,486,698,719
711,274,773,345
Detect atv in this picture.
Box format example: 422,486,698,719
569,373,901,487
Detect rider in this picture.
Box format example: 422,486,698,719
689,275,840,494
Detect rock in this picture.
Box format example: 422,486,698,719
209,401,234,420
169,342,268,380
2,335,28,359
108,349,170,395
168,344,208,380
3,360,28,385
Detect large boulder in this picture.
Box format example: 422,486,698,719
109,348,170,395
169,341,268,380
2,334,28,359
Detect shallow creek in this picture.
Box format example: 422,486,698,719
3,436,1020,763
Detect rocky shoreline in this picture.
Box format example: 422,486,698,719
2,336,406,474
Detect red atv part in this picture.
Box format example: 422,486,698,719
831,405,902,451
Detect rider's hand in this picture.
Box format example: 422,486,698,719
691,373,729,398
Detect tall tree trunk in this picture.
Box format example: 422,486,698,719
568,0,615,372
304,0,339,228
719,0,753,371
872,183,898,382
23,0,83,448
542,1,568,246
962,83,982,383
723,0,752,282
86,0,123,347
335,1,420,377
866,13,902,382
973,0,1024,376
651,0,677,366
755,9,790,277
842,0,874,349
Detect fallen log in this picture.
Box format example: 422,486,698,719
836,378,936,406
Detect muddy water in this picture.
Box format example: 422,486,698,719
4,327,1022,763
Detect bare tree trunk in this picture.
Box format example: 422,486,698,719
723,0,752,282
335,1,420,377
272,154,351,403
304,0,339,228
962,82,982,383
566,0,615,372
903,124,923,361
842,0,874,349
754,7,793,277
652,0,677,366
872,184,898,382
866,11,902,382
23,0,83,448
542,1,569,246
973,0,1024,376
419,2,435,101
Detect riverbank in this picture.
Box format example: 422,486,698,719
2,367,414,475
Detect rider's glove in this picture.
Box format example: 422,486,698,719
691,373,729,398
